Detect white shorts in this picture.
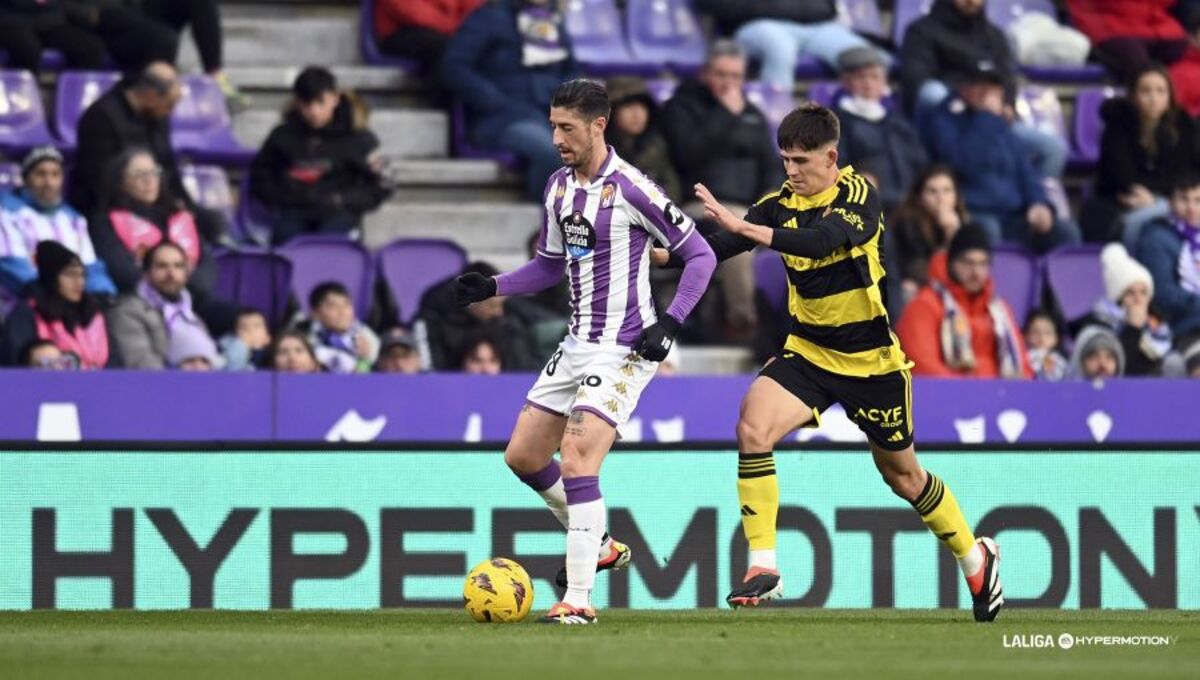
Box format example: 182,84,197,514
525,336,658,427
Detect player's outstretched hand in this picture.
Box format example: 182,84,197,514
453,272,497,307
650,248,670,267
634,315,680,362
694,183,742,234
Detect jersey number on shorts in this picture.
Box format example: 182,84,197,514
545,348,564,376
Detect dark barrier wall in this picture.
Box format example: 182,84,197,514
3,449,1197,610
1,372,1197,443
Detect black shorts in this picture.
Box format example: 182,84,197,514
759,351,914,451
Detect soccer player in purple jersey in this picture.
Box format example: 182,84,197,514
453,79,717,625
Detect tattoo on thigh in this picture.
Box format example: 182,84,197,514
565,426,586,437
568,411,586,424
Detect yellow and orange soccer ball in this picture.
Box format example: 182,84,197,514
463,557,534,623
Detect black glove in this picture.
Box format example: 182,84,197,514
634,314,680,362
453,272,497,307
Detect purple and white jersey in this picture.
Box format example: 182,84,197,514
536,148,695,346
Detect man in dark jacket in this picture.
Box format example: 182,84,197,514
661,40,782,342
440,0,579,200
662,41,782,212
901,0,1067,180
695,0,881,91
249,67,390,246
833,47,927,212
918,63,1079,253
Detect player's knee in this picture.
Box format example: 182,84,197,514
736,418,776,452
503,447,540,475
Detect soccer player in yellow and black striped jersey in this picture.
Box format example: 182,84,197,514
682,103,1003,622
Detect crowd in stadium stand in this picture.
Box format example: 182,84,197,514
2,0,1200,380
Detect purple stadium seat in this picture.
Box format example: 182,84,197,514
753,248,787,313
793,56,831,79
806,81,841,107
359,0,422,70
214,248,293,327
54,71,119,149
565,0,653,75
171,75,254,165
180,164,235,229
645,78,677,105
744,82,794,139
0,162,21,190
377,239,468,325
279,236,376,319
625,0,706,74
837,0,886,38
1071,86,1119,166
893,0,934,46
451,101,521,169
991,244,1040,326
1044,244,1104,322
234,173,274,247
0,69,55,154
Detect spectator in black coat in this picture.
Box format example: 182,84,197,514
249,67,391,246
1082,66,1200,247
832,47,928,213
661,40,782,343
70,61,226,247
901,0,1067,181
661,41,783,212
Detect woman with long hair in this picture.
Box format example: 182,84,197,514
1083,65,1200,246
891,164,969,303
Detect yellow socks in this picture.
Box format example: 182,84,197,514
737,452,779,566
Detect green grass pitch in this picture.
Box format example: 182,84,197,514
1,609,1196,679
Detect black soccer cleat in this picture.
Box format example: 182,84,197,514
554,539,632,589
726,567,783,608
971,537,1004,623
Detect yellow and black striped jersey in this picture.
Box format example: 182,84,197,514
744,167,911,378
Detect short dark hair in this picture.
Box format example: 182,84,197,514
293,66,338,103
236,307,266,322
551,79,611,121
309,281,351,309
142,240,187,272
777,103,840,151
1172,174,1200,195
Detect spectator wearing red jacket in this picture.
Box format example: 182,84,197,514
897,224,1032,379
1067,0,1200,115
374,0,484,65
